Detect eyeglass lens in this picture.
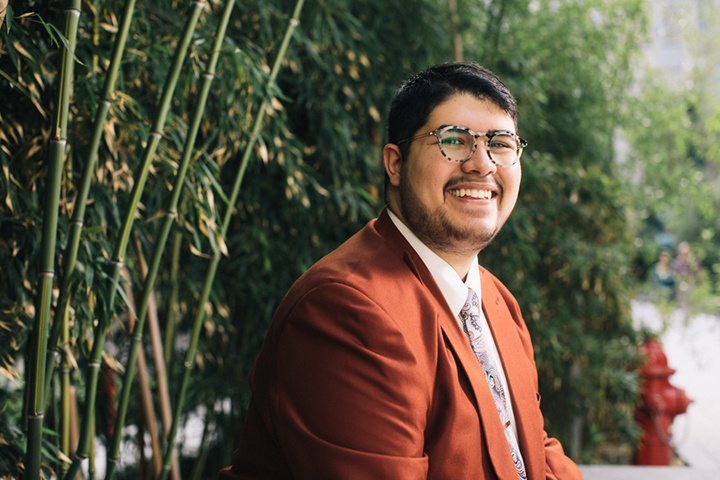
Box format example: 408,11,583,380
438,127,520,166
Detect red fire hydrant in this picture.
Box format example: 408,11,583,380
633,337,692,465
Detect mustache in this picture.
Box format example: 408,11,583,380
444,176,501,191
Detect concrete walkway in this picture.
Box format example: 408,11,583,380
631,300,720,469
579,464,720,480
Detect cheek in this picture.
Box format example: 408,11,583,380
409,164,447,198
500,168,522,205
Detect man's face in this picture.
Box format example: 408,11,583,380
385,93,522,258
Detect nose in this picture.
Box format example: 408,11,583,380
461,146,497,176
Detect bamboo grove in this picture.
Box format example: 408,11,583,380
0,0,666,478
3,0,311,477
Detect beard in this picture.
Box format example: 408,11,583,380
399,175,503,256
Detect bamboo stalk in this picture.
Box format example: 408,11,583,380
43,1,139,472
24,2,81,479
89,418,96,480
45,0,139,409
145,272,181,480
164,231,183,365
483,0,506,63
448,0,463,61
49,373,60,474
60,306,72,479
139,343,163,476
62,2,206,479
103,0,236,475
157,1,305,478
102,0,237,478
129,240,181,479
122,266,163,477
69,385,79,467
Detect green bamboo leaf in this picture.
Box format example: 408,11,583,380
1,3,12,33
18,12,85,65
199,159,231,205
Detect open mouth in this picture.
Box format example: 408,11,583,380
447,188,494,199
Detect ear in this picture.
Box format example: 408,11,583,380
383,143,403,188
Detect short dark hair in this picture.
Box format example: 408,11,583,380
387,62,518,159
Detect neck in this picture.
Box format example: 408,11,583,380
433,249,477,281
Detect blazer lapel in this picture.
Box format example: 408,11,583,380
410,262,521,478
439,308,524,479
481,271,546,480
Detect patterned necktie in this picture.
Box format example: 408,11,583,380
459,287,527,480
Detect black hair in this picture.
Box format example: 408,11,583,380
387,62,518,160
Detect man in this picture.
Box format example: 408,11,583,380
219,62,582,479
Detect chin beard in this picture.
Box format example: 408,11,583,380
400,196,500,256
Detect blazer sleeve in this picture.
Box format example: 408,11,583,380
543,433,584,480
252,281,433,480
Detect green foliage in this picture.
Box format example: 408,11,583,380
0,0,657,475
483,155,643,462
459,0,648,463
619,50,720,317
0,383,26,477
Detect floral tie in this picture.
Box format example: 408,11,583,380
459,287,527,480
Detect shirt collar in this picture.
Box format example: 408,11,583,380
387,209,481,316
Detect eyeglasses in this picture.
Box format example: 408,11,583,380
397,125,528,167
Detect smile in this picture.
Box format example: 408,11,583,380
448,188,494,199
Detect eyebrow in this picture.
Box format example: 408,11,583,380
438,124,518,136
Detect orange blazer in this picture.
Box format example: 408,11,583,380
219,209,582,479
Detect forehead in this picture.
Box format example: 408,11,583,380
425,93,516,133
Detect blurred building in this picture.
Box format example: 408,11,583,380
642,0,720,93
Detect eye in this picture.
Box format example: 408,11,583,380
488,134,517,150
439,128,472,150
441,135,467,146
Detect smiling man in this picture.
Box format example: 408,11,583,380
219,62,582,479
385,91,522,277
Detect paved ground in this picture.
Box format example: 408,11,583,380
579,465,720,480
632,300,720,470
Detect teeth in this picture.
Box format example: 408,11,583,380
449,189,492,199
